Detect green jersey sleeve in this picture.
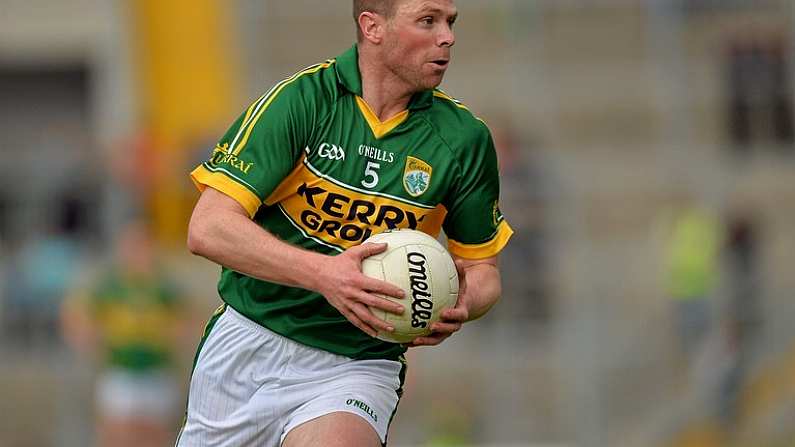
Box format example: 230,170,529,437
442,122,513,259
191,63,329,217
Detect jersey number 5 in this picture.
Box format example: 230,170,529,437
361,161,380,188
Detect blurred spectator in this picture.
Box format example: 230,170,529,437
711,206,762,426
104,130,160,231
725,30,793,153
2,194,86,349
725,206,762,347
660,197,723,363
61,221,187,447
490,118,552,326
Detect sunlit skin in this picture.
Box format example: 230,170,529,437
358,0,458,121
382,0,457,92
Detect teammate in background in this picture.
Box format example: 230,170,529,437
62,221,187,447
178,1,513,445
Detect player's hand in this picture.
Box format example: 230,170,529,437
316,242,405,338
407,259,470,347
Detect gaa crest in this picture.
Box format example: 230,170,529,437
403,156,432,197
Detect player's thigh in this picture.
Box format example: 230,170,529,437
282,411,381,447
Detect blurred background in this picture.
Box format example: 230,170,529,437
1,0,795,446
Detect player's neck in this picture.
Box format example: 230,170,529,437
358,52,414,122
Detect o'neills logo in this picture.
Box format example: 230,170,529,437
346,399,378,422
407,252,434,328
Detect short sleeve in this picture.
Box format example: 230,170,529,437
190,79,314,217
442,123,513,259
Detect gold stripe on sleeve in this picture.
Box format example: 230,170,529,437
447,220,514,260
190,165,262,218
231,62,334,156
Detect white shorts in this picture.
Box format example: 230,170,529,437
176,305,404,447
97,369,179,420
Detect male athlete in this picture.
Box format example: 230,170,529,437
178,0,513,445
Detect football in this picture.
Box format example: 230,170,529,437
361,229,459,343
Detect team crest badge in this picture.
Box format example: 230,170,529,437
403,156,432,197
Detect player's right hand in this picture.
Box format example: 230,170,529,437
315,242,405,338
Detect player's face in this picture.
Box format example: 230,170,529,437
382,0,457,92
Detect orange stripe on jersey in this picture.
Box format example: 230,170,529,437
265,159,445,249
191,164,263,217
447,220,514,260
355,96,409,139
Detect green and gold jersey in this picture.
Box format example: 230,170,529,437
190,45,513,360
90,271,180,371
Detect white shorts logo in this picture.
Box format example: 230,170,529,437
318,143,345,161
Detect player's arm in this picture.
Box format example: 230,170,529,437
187,186,405,337
408,255,501,347
452,255,502,321
409,116,511,347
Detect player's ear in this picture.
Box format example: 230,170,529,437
358,11,386,44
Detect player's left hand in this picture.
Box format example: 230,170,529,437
407,259,470,347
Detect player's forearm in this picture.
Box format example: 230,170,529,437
187,207,327,292
463,263,502,321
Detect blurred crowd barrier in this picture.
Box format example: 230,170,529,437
1,1,795,446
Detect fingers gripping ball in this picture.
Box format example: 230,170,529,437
361,229,459,343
